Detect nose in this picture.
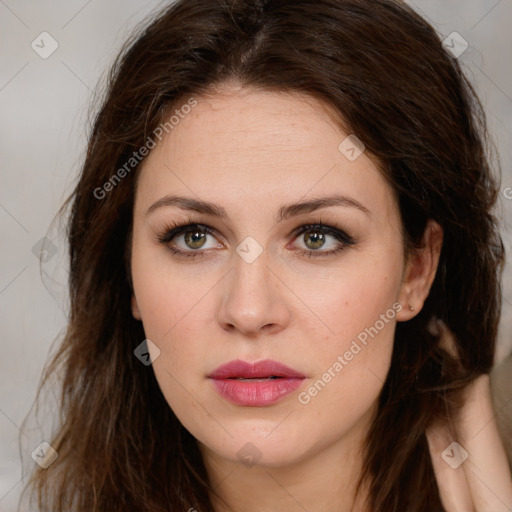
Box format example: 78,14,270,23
217,248,291,337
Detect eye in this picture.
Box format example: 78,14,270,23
156,222,223,259
290,222,355,258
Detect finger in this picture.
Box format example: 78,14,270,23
426,419,475,512
453,374,512,512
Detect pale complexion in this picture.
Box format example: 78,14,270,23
130,83,442,512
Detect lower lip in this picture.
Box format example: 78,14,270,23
210,378,305,406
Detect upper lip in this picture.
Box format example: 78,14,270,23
208,359,305,379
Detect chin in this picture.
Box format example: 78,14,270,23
198,426,318,469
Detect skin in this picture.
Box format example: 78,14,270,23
426,324,512,511
130,82,444,511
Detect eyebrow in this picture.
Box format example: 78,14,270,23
145,194,371,221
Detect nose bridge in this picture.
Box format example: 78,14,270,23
218,242,289,334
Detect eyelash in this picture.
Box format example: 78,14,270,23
155,218,356,260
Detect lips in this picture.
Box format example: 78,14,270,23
208,359,306,407
208,359,305,380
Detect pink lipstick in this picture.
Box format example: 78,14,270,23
208,359,305,407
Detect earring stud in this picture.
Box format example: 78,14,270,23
408,305,415,312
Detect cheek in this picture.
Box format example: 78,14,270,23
130,246,219,413
290,278,399,456
292,256,401,415
132,265,215,435
131,240,219,343
304,271,399,390
132,275,214,385
297,253,401,352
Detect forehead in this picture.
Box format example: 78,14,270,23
135,85,398,225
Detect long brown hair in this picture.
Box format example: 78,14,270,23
21,0,505,510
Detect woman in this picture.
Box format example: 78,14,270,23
21,0,512,510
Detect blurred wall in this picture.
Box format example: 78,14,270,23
1,1,511,510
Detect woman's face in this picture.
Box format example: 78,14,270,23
130,84,419,469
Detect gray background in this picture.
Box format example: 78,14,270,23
1,1,511,510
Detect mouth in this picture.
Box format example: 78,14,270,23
208,359,305,406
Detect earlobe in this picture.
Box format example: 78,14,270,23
396,219,443,322
131,294,142,320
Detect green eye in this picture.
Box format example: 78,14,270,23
303,230,327,250
157,223,219,260
183,229,208,249
292,223,355,257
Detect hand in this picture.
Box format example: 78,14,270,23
425,320,512,511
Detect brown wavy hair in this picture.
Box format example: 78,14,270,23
21,0,505,510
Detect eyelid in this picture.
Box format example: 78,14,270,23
157,222,220,244
290,222,354,244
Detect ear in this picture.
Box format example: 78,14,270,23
131,294,142,320
396,219,443,322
